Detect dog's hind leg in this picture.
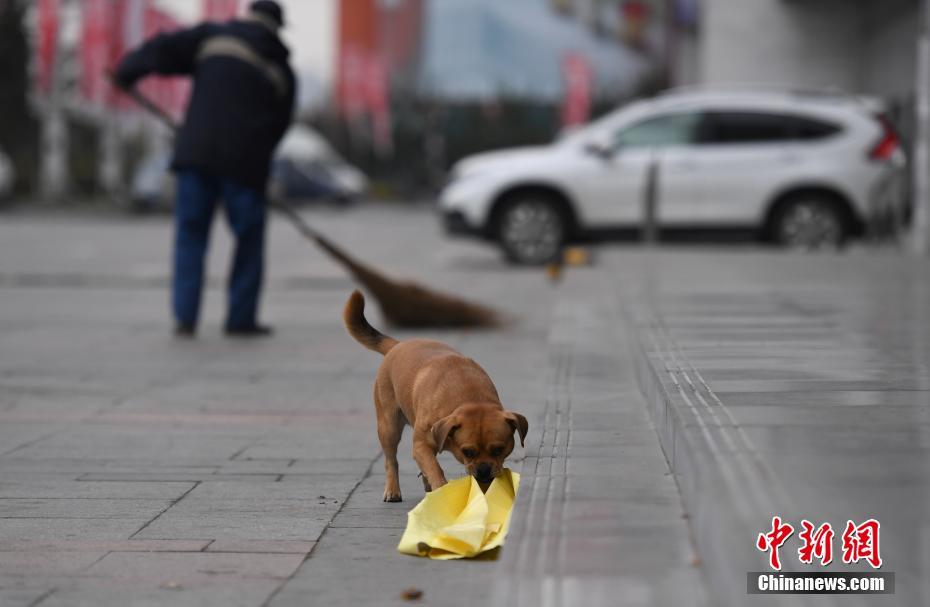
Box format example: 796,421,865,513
374,384,404,502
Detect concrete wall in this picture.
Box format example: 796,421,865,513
690,0,919,107
861,2,919,100
698,0,864,90
673,28,701,86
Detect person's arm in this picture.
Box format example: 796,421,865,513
114,23,217,89
272,64,297,143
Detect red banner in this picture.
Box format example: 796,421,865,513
335,0,377,118
561,52,593,128
79,0,110,105
107,0,147,109
80,0,144,109
365,55,393,155
335,0,395,153
203,0,240,21
35,0,59,94
139,6,190,120
80,0,188,118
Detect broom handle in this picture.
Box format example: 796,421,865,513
121,84,180,134
110,74,326,242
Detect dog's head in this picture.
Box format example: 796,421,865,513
430,403,528,485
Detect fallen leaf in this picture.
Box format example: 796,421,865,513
400,588,423,601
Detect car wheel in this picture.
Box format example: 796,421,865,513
496,195,566,265
770,195,849,250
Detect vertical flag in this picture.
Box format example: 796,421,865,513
365,55,393,155
203,0,240,21
336,0,377,119
35,0,59,94
561,52,592,128
336,0,395,154
79,0,109,105
141,5,190,120
106,0,147,109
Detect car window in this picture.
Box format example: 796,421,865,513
614,113,701,149
699,112,841,144
794,116,842,140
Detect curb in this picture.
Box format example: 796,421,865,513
627,303,853,607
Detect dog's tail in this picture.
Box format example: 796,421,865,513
343,290,399,355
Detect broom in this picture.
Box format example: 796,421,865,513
116,81,502,328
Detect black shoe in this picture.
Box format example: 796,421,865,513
224,324,274,338
174,324,196,338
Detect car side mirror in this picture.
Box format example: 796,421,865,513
584,141,615,160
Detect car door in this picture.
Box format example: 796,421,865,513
683,111,805,225
572,111,702,226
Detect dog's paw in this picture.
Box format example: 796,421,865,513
383,491,403,503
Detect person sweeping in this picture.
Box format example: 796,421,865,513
114,1,295,338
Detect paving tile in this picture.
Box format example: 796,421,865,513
0,518,145,541
0,498,171,519
81,551,305,583
0,550,106,576
205,540,315,554
0,539,210,553
266,527,497,607
76,473,281,482
0,587,56,607
328,508,407,529
0,480,196,500
37,581,282,607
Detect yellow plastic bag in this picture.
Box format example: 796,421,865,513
397,469,520,560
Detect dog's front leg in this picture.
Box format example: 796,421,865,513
412,439,447,491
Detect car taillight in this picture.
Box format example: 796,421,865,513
868,116,900,161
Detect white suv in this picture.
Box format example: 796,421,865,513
440,88,906,263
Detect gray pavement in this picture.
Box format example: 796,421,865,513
0,205,700,607
617,249,930,607
2,205,928,606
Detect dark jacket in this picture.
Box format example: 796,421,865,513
116,19,295,192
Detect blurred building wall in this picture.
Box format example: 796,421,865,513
699,0,862,90
671,0,921,148
861,2,918,100
691,0,917,105
671,23,699,86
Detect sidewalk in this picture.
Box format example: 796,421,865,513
0,206,700,607
2,206,926,605
616,248,930,607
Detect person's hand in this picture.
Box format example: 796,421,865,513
107,69,132,92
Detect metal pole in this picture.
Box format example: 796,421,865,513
642,152,659,245
39,0,68,202
912,0,930,255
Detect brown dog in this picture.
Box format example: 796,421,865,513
343,290,528,502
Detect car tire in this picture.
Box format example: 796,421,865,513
495,194,567,265
769,194,850,250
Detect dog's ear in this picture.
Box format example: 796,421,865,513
503,412,529,448
430,414,460,453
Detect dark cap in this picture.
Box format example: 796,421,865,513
249,1,285,27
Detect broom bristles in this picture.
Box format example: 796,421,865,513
311,232,503,328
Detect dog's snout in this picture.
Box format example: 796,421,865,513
475,463,493,482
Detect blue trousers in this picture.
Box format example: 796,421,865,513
173,171,266,330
